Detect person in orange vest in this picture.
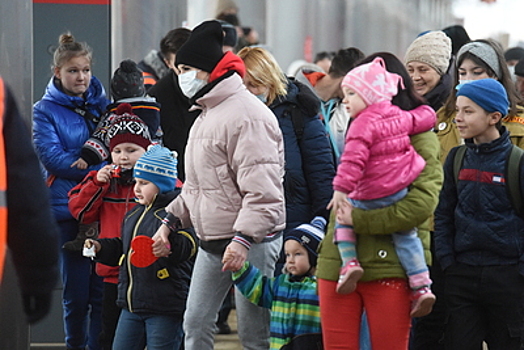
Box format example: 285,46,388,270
138,28,191,90
0,76,60,348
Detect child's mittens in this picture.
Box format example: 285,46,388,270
130,235,159,268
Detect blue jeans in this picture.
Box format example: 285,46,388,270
112,309,183,350
350,188,428,277
58,219,103,350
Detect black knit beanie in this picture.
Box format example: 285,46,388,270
175,20,225,73
110,59,145,101
217,20,238,48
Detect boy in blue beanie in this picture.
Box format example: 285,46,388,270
84,145,197,350
434,78,524,349
224,216,326,350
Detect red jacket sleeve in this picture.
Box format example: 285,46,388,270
68,170,110,223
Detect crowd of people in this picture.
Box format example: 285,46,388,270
1,3,522,349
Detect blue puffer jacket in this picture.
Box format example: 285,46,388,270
270,79,335,231
435,128,524,274
33,76,109,221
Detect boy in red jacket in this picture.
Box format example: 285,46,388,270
68,103,151,350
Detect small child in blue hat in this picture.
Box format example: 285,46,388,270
84,145,197,350
435,78,524,348
223,216,326,350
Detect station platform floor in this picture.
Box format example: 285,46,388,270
30,310,242,350
214,309,242,350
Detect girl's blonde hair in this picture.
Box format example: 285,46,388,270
237,47,287,105
52,33,93,70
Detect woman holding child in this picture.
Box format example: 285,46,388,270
316,52,443,350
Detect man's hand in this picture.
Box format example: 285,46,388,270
152,224,171,257
222,241,248,272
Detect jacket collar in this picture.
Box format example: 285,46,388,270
191,72,244,110
465,126,511,154
44,75,107,110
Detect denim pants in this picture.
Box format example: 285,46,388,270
58,219,103,350
350,188,428,277
183,236,282,350
112,309,183,350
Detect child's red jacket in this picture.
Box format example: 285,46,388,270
69,170,136,283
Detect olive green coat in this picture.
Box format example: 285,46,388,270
316,131,443,282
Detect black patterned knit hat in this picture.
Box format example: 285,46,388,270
107,103,151,151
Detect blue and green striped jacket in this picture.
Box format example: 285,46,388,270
232,262,321,350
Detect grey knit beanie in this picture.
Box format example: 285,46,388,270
457,41,501,79
405,31,452,75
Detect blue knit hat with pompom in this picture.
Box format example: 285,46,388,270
133,145,178,193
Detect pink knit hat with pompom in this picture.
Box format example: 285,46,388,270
341,57,404,106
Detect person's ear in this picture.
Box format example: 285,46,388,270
53,67,61,79
489,111,503,126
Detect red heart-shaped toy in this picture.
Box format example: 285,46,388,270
130,235,158,268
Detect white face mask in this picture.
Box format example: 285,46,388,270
508,65,516,82
178,70,207,99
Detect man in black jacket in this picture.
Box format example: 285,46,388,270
147,27,197,182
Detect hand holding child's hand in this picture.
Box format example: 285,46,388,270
336,201,354,226
96,165,114,183
222,241,248,272
152,224,171,257
71,158,88,169
327,190,349,214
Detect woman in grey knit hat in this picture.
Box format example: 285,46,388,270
405,30,453,111
436,38,524,163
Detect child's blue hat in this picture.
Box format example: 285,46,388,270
456,78,509,117
285,216,326,267
133,145,178,194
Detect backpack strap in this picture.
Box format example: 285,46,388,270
454,144,524,218
453,145,467,185
505,145,524,218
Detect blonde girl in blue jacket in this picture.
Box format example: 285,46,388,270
33,33,108,350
